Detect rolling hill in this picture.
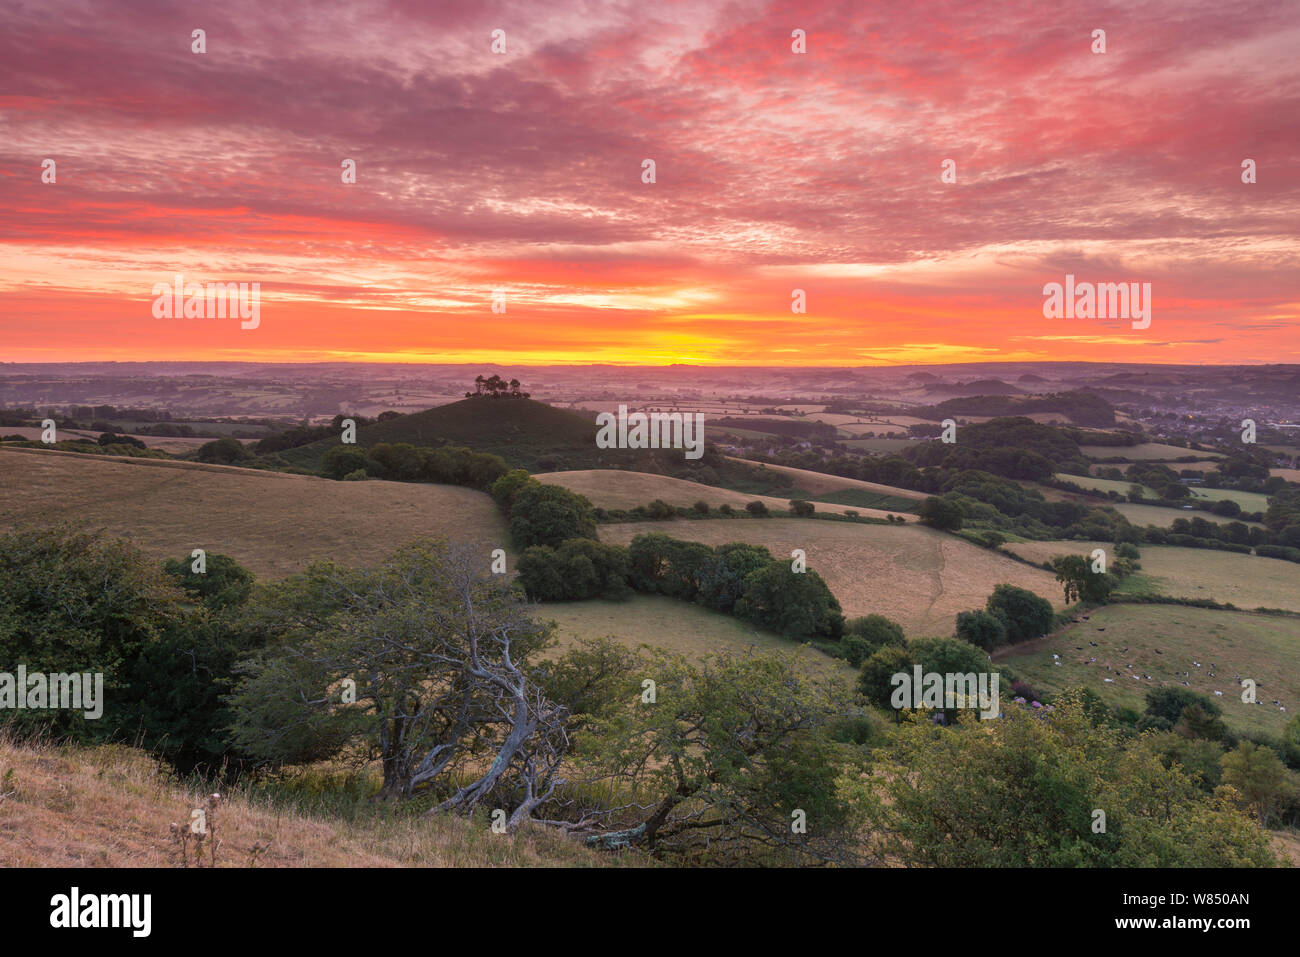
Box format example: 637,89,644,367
0,447,508,579
534,469,916,520
270,398,600,472
596,517,1065,636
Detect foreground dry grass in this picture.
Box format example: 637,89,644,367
0,735,626,867
598,518,1064,637
535,469,914,521
0,447,508,579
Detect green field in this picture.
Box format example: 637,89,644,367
1056,472,1271,514
997,604,1299,738
1081,442,1223,461
543,594,854,679
1003,540,1300,613
1113,502,1263,528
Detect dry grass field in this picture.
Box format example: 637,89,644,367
534,469,915,521
0,734,620,867
597,518,1064,636
723,458,928,501
0,447,508,579
996,604,1299,739
1003,539,1300,613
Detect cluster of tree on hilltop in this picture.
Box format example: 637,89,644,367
465,374,530,399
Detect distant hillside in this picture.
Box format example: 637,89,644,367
267,398,802,494
929,378,1025,396
921,390,1116,427
272,398,598,472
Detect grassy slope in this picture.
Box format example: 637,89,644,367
995,604,1298,738
1003,539,1300,613
534,469,915,521
724,458,928,501
597,518,1064,637
273,398,599,472
0,735,624,867
0,447,508,579
544,594,854,679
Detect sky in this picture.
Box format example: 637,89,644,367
1,0,1298,366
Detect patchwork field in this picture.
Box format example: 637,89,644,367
544,594,854,679
0,447,507,579
534,469,915,521
996,604,1299,738
598,518,1065,636
1003,539,1300,613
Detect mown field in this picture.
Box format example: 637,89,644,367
533,469,914,521
544,594,854,679
1003,539,1300,613
597,518,1064,636
0,448,508,579
996,604,1299,738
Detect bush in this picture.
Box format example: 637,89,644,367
628,533,714,600
508,483,597,549
955,609,1008,650
843,615,906,653
745,500,769,517
490,469,534,507
693,500,711,515
196,436,252,464
647,499,676,520
696,542,774,613
321,444,370,479
789,499,816,517
985,583,1054,644
734,562,844,641
918,495,963,531
162,552,254,610
516,540,631,601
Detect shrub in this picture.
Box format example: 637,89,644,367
955,609,1007,650
508,483,596,549
985,583,1053,644
196,436,252,464
745,500,769,517
647,499,675,520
